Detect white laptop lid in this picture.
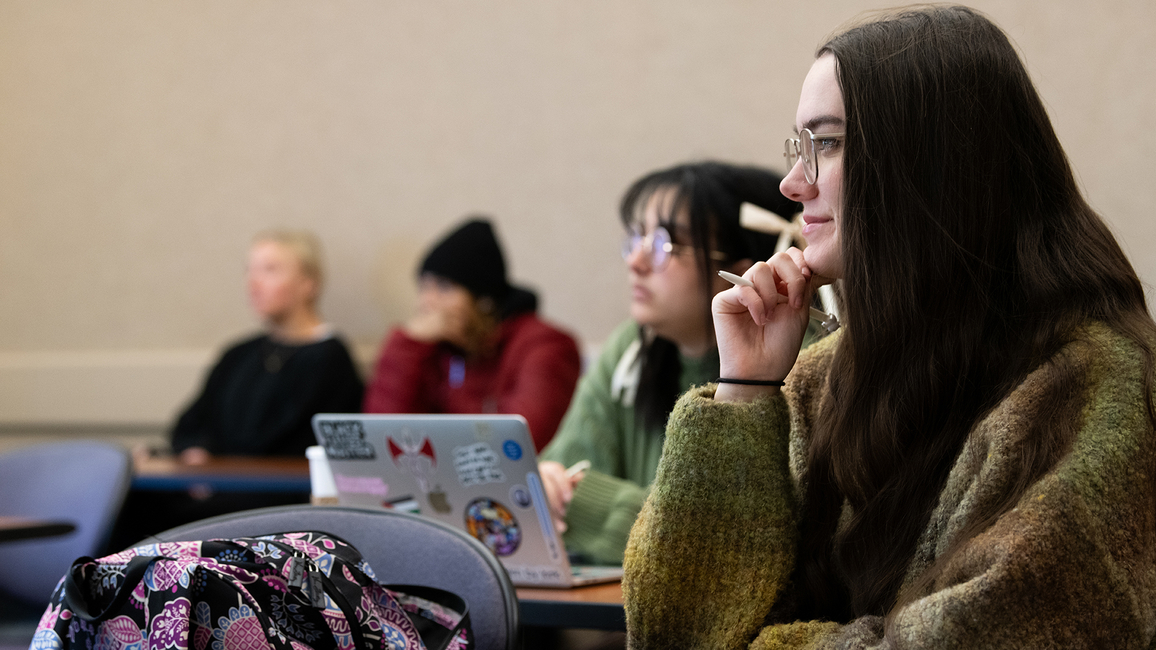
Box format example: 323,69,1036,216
312,413,618,587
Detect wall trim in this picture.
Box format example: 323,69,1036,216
0,344,380,426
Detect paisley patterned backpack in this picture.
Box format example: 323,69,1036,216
32,531,471,650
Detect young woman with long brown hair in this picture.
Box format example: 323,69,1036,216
623,6,1156,648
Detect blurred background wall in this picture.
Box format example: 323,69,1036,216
0,0,1152,430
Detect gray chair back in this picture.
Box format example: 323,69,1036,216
0,440,131,607
146,504,519,650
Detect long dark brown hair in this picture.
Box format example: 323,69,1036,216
620,162,798,431
794,5,1156,621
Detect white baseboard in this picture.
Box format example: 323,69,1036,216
0,349,217,426
0,340,595,427
0,343,381,426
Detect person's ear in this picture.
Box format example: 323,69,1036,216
301,276,320,307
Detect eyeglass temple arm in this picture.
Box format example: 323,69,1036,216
660,242,729,262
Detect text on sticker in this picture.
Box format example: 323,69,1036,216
453,442,506,487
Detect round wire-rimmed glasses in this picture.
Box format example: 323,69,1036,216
784,128,845,184
621,226,728,272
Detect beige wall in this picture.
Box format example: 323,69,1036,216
1,1,1153,426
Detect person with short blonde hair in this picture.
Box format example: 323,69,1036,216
171,229,363,463
251,229,324,302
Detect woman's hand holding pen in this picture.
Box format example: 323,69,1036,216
713,248,816,402
538,460,588,534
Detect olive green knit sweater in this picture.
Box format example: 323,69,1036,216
623,322,1156,648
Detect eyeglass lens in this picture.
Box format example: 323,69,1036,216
621,226,673,271
783,130,818,184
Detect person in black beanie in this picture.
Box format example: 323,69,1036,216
363,217,582,451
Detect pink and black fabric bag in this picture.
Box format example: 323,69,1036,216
32,531,471,650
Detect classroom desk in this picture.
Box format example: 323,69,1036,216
0,516,76,542
132,455,311,493
517,581,625,631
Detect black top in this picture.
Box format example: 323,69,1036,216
171,334,364,456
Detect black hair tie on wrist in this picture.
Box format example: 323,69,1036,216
715,377,785,387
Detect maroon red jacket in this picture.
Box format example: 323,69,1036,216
362,312,581,451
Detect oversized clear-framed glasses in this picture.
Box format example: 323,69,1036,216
784,128,845,184
621,226,728,272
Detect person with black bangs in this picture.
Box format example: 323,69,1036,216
538,161,804,566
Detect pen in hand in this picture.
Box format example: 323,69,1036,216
565,460,591,479
718,270,840,332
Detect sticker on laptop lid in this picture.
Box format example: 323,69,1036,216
317,420,376,460
510,484,532,508
527,472,562,561
502,439,523,461
388,431,437,494
453,442,506,487
384,494,421,515
464,497,521,556
505,565,566,586
333,474,387,497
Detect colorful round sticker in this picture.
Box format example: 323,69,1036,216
509,485,532,509
464,497,521,556
502,439,523,461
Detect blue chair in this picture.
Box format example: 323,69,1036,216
144,504,520,650
0,441,131,608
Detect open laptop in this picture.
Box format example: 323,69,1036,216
311,413,623,588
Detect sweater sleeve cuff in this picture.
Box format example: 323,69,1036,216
669,383,787,441
565,469,649,565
